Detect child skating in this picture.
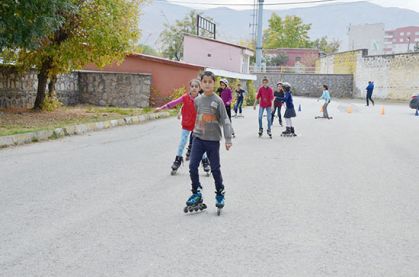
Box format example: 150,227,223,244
219,79,235,138
253,76,274,138
233,83,245,117
316,84,332,119
184,71,233,216
156,80,210,175
281,82,297,137
271,81,284,126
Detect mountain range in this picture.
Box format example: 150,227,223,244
140,0,419,51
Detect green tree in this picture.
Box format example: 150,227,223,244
1,0,143,110
265,53,288,66
310,36,340,54
135,44,160,56
158,10,212,61
0,0,72,51
264,13,311,49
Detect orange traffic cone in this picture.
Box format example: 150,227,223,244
346,105,352,114
380,106,385,115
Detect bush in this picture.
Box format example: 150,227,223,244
41,95,62,112
245,80,256,106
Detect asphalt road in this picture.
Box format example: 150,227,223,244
1,97,418,276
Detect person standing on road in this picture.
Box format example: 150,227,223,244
271,81,285,126
366,81,375,106
185,71,233,213
318,84,332,119
233,83,245,117
155,79,210,175
254,76,274,138
281,82,297,137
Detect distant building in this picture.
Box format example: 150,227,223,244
263,48,320,67
384,26,419,54
183,34,255,80
348,23,385,55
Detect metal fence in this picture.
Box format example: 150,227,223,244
250,65,317,74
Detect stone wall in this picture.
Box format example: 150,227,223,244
79,71,151,108
254,73,353,98
317,49,419,100
0,67,79,108
0,66,151,108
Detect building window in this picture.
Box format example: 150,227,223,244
393,39,397,42
400,32,404,35
416,32,419,35
407,32,411,35
400,39,403,42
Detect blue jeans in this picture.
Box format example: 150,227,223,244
258,106,272,131
234,97,244,114
189,137,224,194
178,129,207,159
177,129,191,157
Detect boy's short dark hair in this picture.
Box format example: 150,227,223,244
201,71,216,81
323,84,328,90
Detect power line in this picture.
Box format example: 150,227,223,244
156,0,338,7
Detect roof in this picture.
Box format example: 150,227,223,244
128,53,205,70
184,34,254,53
206,68,257,81
264,48,320,52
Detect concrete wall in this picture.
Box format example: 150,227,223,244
254,73,353,98
348,23,385,55
79,71,151,108
0,66,151,108
317,49,419,100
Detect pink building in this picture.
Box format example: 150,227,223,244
384,26,419,54
264,48,320,67
183,34,255,80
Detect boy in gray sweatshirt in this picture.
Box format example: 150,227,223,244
184,71,233,214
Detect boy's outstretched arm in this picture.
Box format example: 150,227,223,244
218,101,233,150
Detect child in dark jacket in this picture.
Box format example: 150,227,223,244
271,81,285,126
281,82,297,137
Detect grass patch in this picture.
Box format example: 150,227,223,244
0,105,159,137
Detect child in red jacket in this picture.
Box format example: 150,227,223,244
156,79,210,175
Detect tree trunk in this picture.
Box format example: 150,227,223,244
33,58,52,110
48,74,57,98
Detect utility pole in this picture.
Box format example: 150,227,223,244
255,0,264,72
407,36,411,52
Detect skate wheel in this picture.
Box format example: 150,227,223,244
171,170,176,176
188,206,194,212
201,203,207,210
184,207,189,213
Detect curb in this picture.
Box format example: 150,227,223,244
0,111,171,149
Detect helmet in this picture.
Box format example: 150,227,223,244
220,79,229,86
282,82,291,89
276,81,283,86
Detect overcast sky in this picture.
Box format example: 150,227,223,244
166,0,419,12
